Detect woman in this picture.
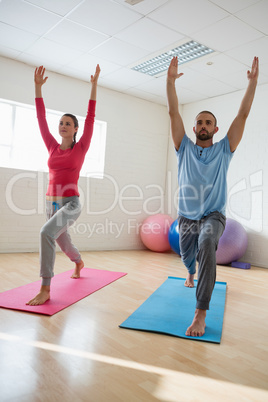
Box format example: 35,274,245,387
27,64,100,306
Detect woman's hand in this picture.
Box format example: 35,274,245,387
91,64,101,85
90,64,100,101
34,66,48,86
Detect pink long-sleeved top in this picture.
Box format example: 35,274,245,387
35,98,96,197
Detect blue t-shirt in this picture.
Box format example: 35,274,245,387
176,134,234,220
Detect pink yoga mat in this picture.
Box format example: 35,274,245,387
0,268,127,315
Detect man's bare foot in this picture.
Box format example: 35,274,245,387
71,259,84,279
184,273,195,288
186,309,206,337
26,286,50,306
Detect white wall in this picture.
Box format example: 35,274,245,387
0,57,170,252
166,83,268,268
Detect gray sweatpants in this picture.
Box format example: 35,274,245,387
40,196,82,286
178,211,226,310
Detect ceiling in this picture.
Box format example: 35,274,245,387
0,0,267,105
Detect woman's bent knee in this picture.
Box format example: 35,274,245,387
40,224,55,241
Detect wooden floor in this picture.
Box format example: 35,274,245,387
0,250,267,402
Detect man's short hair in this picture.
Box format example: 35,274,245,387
196,111,217,127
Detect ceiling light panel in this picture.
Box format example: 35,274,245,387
132,40,214,76
125,0,144,5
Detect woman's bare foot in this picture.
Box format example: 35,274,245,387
184,273,195,288
26,286,50,306
71,259,84,279
186,309,206,337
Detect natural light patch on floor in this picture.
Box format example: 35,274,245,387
0,331,267,401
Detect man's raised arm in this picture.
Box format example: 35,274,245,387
166,57,185,151
227,57,259,153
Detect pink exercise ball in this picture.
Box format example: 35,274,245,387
140,214,173,252
216,218,248,265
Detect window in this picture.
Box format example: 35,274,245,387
0,98,107,178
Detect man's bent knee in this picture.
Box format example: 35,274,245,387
199,236,216,252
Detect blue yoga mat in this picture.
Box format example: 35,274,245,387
120,276,227,343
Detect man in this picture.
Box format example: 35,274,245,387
166,56,259,337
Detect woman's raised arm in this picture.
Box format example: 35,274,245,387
90,64,100,101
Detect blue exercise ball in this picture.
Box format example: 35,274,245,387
168,220,181,256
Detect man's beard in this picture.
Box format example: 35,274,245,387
195,129,214,141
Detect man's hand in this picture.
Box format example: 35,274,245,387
166,57,185,151
227,56,259,152
167,57,184,81
247,56,259,82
